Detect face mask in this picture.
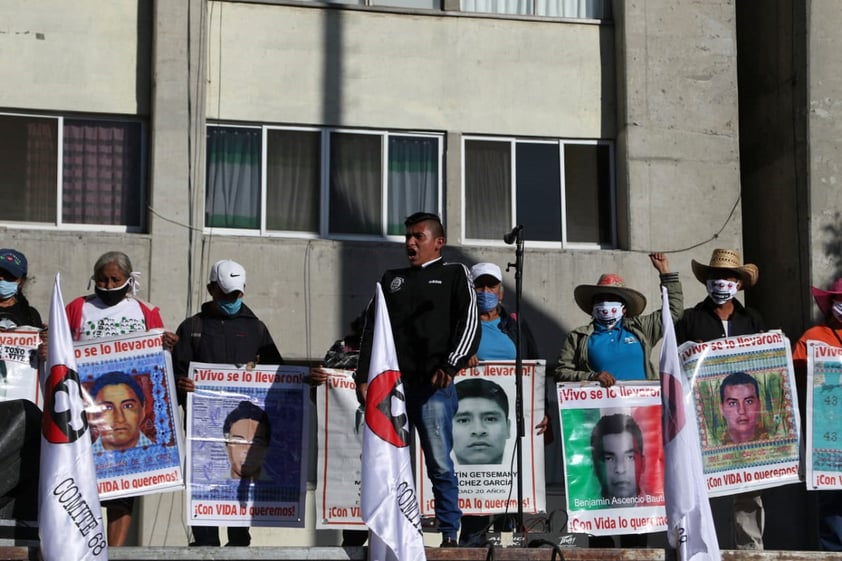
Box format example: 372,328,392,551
592,301,624,328
706,279,739,305
95,279,131,307
832,301,842,323
0,279,19,300
218,297,243,317
476,292,499,313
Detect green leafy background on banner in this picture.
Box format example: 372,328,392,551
696,370,794,448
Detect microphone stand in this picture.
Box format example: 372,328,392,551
504,225,525,538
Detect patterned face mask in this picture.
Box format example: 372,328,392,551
592,301,624,329
706,279,739,305
832,301,842,324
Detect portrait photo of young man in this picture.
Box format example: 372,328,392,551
88,371,154,453
719,371,764,445
590,413,645,503
453,378,512,466
223,400,273,481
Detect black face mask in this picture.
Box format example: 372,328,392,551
95,284,130,307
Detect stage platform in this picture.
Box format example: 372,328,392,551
0,547,840,561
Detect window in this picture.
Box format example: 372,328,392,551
320,0,439,9
463,136,614,247
205,125,442,238
286,0,609,16
0,113,145,230
459,0,611,18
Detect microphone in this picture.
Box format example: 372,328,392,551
503,225,522,245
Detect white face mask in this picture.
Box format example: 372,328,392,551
706,279,739,305
592,301,624,328
832,301,842,323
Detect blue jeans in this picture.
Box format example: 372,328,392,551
406,383,461,539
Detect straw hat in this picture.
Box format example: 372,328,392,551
574,273,647,317
691,249,759,288
811,278,842,317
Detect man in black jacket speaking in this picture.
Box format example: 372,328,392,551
357,212,480,547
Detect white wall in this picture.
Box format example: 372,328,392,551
808,1,842,288
0,0,748,548
0,0,148,114
206,1,615,137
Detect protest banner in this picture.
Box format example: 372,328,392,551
558,381,666,536
417,360,546,517
0,328,41,406
678,330,800,496
186,362,309,528
75,329,183,499
315,368,366,530
807,341,842,490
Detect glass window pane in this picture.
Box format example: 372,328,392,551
460,0,530,15
515,142,561,242
374,0,440,8
532,0,611,17
63,119,143,227
387,136,439,236
0,115,57,223
564,143,611,244
465,140,511,240
266,130,320,232
462,0,610,16
205,126,261,229
329,133,382,235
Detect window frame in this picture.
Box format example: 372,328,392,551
204,123,445,241
0,111,147,233
242,0,613,22
460,135,615,249
456,0,612,19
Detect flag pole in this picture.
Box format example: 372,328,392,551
504,225,525,534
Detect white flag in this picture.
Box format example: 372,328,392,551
659,286,720,561
39,274,108,560
361,283,426,561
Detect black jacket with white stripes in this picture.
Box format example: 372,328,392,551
356,258,480,387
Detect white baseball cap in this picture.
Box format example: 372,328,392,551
470,263,502,283
209,260,246,294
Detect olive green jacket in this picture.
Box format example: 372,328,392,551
553,272,683,382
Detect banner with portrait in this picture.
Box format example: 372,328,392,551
186,363,309,528
558,381,666,536
75,329,183,499
678,330,800,497
417,360,547,517
0,329,42,406
806,341,842,489
315,368,366,531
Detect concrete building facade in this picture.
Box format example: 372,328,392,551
6,0,832,550
1,0,743,363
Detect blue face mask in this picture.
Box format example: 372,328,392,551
0,279,19,300
218,297,243,317
476,291,499,313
